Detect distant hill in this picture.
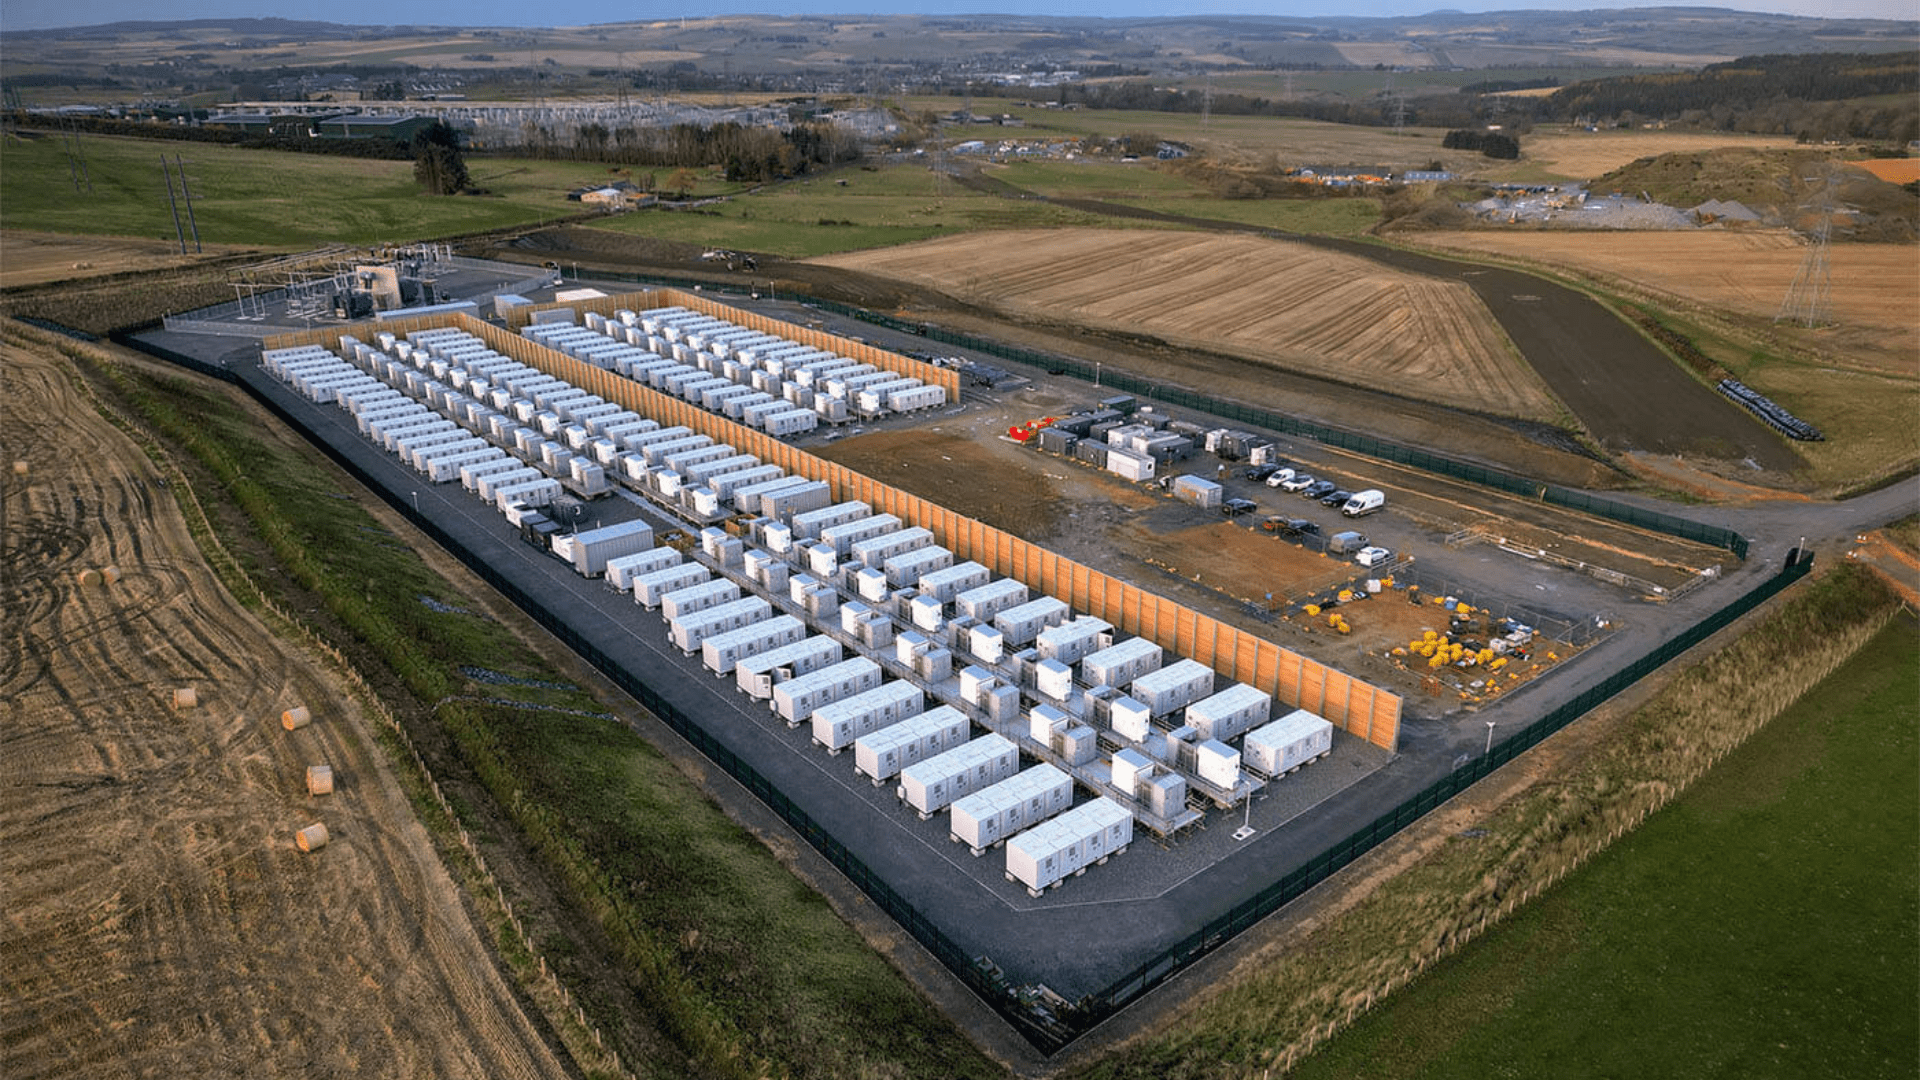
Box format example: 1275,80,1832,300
3,9,1914,71
0,18,399,41
1545,52,1919,142
1549,51,1919,117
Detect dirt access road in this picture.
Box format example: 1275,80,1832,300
0,334,569,1080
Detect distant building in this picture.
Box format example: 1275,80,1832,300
578,186,656,210
315,114,438,143
204,112,310,138
952,140,988,154
1400,170,1453,183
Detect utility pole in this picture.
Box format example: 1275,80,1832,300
175,154,201,252
160,155,188,254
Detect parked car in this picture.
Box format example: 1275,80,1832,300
1319,488,1354,507
1278,472,1316,492
1302,480,1338,500
1355,546,1394,568
1244,464,1279,481
1221,497,1258,517
1262,516,1320,537
1264,467,1297,488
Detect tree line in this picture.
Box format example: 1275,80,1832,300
506,120,862,182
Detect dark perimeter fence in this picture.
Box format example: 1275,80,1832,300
116,327,1800,1055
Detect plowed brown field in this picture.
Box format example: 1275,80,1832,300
1410,230,1920,375
813,228,1560,419
0,337,568,1080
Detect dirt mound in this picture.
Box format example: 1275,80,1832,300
1594,148,1918,240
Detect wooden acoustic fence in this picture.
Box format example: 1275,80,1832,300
265,313,1401,750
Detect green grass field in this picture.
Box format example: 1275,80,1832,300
74,340,1000,1080
905,95,1463,168
0,131,625,247
588,161,1163,257
1190,67,1639,97
1287,615,1919,1080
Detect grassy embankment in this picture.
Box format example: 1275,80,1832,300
1596,293,1917,494
1285,612,1919,1080
1074,563,1911,1080
51,332,1000,1080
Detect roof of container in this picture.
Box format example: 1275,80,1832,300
1188,683,1271,716
1132,657,1214,689
1247,708,1333,745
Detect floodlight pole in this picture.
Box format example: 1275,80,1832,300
1484,720,1496,755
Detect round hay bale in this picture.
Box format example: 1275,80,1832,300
102,565,122,585
11,461,26,476
306,765,334,797
76,568,102,587
295,822,330,852
171,687,198,710
281,705,311,731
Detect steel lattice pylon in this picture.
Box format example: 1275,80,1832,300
1775,169,1836,328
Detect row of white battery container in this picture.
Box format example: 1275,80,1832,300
361,325,841,531
287,328,621,496
523,306,947,425
529,319,826,435
264,342,572,515
1003,797,1133,896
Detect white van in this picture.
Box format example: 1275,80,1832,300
1341,489,1385,517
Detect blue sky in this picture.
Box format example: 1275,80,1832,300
3,1,1916,33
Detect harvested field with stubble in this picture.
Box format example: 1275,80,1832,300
814,228,1560,420
1515,129,1806,183
1408,230,1920,373
0,337,568,1080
